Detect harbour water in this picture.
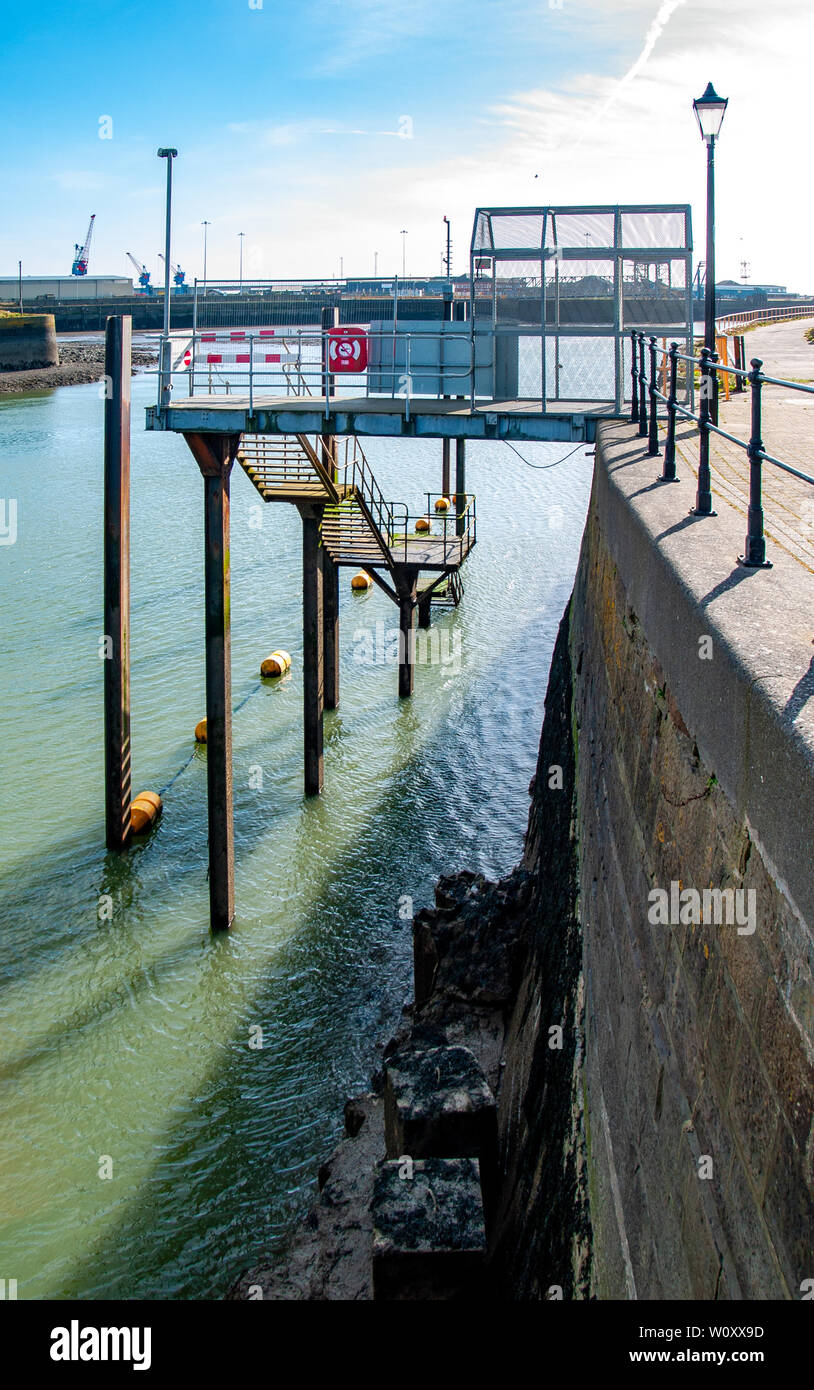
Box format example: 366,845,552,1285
0,370,593,1298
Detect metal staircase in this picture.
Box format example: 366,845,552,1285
236,431,474,591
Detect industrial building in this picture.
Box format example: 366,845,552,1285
0,276,133,303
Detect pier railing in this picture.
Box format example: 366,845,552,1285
155,327,476,415
714,304,814,337
630,329,814,566
388,495,476,566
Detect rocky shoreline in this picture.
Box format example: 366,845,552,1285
0,341,157,396
228,609,593,1301
228,867,533,1301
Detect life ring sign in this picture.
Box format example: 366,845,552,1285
327,326,368,373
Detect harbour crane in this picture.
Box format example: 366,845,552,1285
126,253,153,295
158,253,189,291
71,214,96,276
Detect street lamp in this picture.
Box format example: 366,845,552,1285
401,229,407,279
157,147,177,408
693,82,728,368
157,148,177,338
238,231,245,289
202,220,210,295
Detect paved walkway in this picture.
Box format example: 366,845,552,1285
673,317,814,575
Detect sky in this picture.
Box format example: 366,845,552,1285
1,0,811,290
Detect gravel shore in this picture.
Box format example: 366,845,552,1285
0,341,158,396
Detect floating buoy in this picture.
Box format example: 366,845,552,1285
351,570,373,590
131,790,162,835
261,649,292,677
194,718,207,743
414,517,431,534
435,496,451,512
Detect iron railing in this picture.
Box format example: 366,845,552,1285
388,495,476,566
714,304,814,337
155,328,475,417
630,329,814,567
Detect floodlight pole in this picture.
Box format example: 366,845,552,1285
157,146,177,409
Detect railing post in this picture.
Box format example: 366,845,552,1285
637,333,648,438
734,334,745,393
661,341,679,482
648,335,660,456
630,330,639,423
740,357,771,568
692,346,716,517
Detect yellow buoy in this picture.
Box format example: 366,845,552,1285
351,570,373,590
194,718,207,743
261,649,292,678
414,517,431,534
131,790,162,835
435,496,451,512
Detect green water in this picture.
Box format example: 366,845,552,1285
0,373,593,1298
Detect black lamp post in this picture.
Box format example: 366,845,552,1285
693,83,727,418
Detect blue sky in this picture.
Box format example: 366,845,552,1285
2,0,811,288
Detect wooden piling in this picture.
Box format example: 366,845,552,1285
322,545,340,710
455,438,466,537
396,568,418,698
417,591,432,629
103,314,132,851
185,431,240,931
300,503,324,794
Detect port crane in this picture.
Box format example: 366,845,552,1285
71,214,96,276
158,253,189,291
126,253,153,295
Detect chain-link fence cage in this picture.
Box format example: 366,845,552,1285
470,206,693,407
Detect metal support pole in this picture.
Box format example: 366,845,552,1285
103,314,132,852
692,348,716,517
417,591,432,629
455,438,466,537
321,304,338,426
322,545,340,710
732,333,740,387
637,334,648,438
630,330,639,424
301,504,324,795
442,296,453,494
661,341,679,481
185,431,239,931
648,336,660,456
396,569,418,698
740,358,771,567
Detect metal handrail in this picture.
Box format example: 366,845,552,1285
155,327,476,410
630,329,814,566
715,304,814,337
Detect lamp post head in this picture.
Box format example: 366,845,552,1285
157,147,178,159
693,83,728,143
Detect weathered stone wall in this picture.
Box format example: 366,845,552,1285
558,427,814,1299
0,314,58,369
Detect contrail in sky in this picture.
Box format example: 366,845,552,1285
600,0,688,114
568,0,688,153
